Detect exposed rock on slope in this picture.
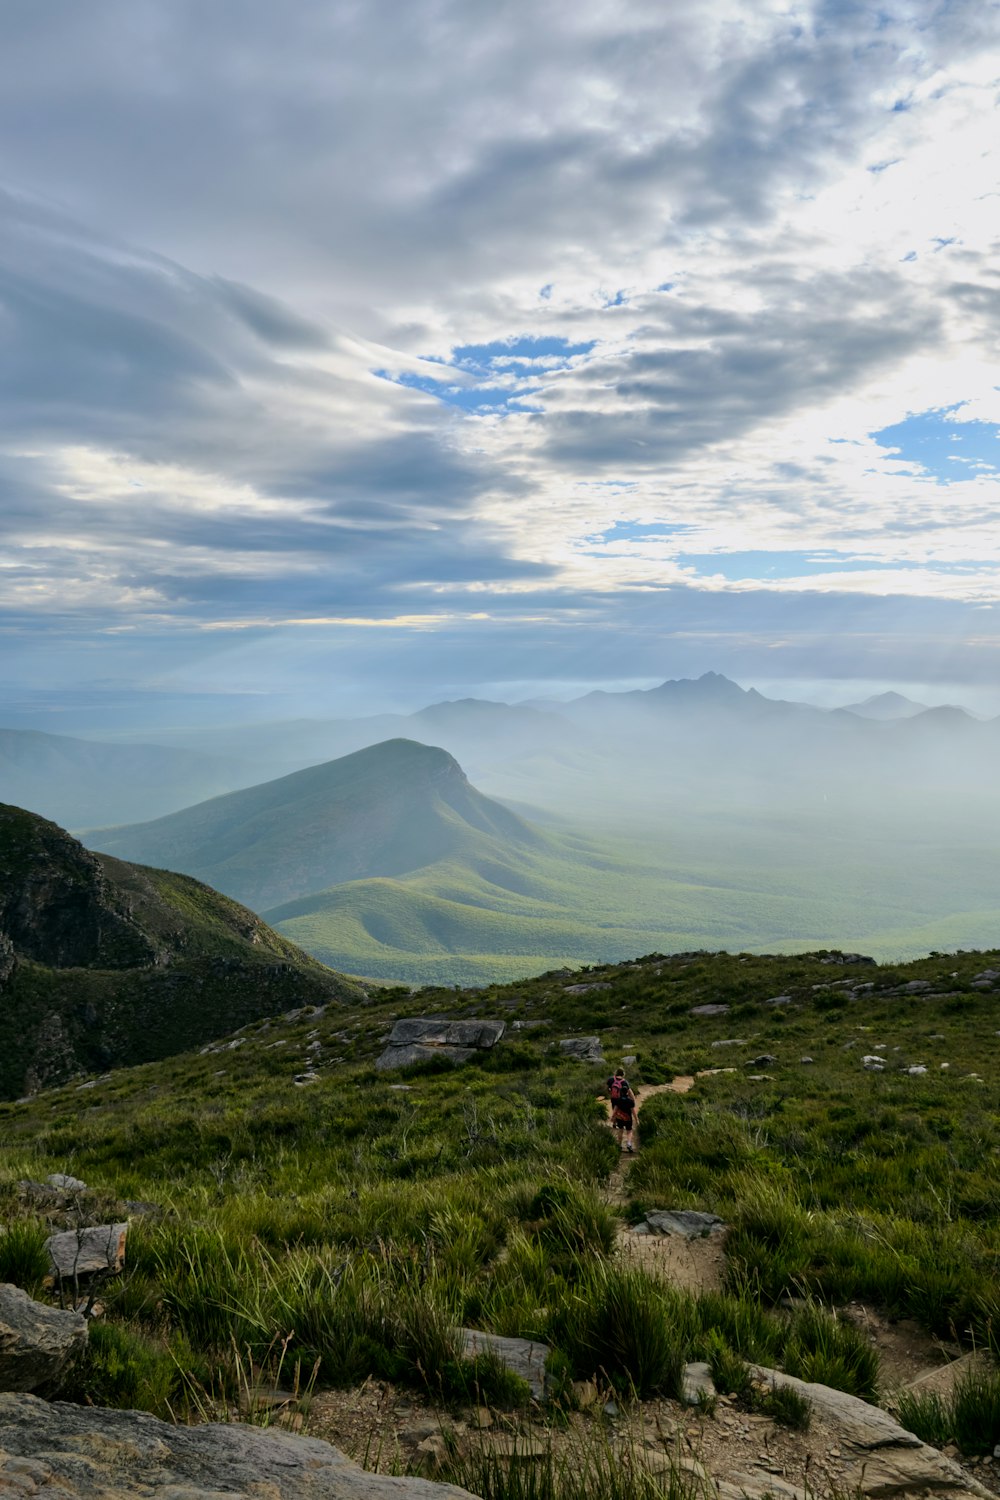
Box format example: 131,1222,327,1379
0,804,361,1100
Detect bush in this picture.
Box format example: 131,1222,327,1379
0,1218,50,1293
783,1303,879,1401
549,1263,693,1398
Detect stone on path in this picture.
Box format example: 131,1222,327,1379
0,1392,481,1499
642,1210,727,1239
0,1286,87,1395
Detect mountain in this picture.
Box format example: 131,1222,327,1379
0,803,360,1100
0,727,245,829
840,690,929,720
87,739,544,913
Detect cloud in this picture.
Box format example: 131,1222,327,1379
2,0,1000,716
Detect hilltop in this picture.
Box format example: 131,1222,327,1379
0,803,360,1100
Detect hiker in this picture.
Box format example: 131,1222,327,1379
608,1068,636,1152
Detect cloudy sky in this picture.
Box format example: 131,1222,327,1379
3,0,1000,727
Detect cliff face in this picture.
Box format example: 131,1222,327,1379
0,804,361,1100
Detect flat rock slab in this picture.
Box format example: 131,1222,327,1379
690,1004,729,1017
750,1366,992,1499
643,1210,727,1239
387,1018,505,1049
557,1037,605,1063
0,1392,481,1499
0,1284,87,1395
458,1328,549,1401
46,1224,127,1280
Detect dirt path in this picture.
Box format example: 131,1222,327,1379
603,1073,728,1293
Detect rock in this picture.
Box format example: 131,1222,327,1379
973,969,999,983
903,980,933,993
376,1018,505,1072
556,1037,605,1064
479,1434,547,1459
800,1056,814,1065
572,1379,600,1408
458,1329,549,1400
765,995,792,1006
681,1361,717,1406
562,983,612,995
711,1038,748,1048
821,953,876,966
0,1285,87,1394
622,1055,637,1066
0,1391,480,1498
510,1020,549,1031
749,1366,992,1499
690,1004,729,1017
386,1018,505,1049
862,1056,887,1071
907,1065,928,1076
46,1224,127,1280
643,1210,726,1239
45,1175,86,1193
748,1054,777,1067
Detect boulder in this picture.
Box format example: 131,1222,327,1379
749,1366,992,1499
45,1174,86,1193
748,1054,778,1067
643,1210,726,1239
386,1019,505,1049
557,1037,605,1064
458,1328,549,1400
0,1285,87,1394
46,1224,127,1281
376,1018,504,1071
690,1004,729,1017
0,1391,480,1498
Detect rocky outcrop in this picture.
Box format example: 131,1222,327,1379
556,1037,605,1063
376,1018,505,1071
0,1392,481,1499
0,1286,87,1394
750,1366,992,1499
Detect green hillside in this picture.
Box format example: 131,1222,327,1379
0,803,360,1099
4,939,1000,1486
88,738,542,911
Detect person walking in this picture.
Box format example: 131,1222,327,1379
608,1067,636,1152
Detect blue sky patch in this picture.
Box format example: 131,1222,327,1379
374,335,595,415
872,408,1000,484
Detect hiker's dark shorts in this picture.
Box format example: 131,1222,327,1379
611,1108,633,1130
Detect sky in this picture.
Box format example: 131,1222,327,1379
3,0,1000,728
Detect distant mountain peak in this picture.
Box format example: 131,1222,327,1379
842,690,929,721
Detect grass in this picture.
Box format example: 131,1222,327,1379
4,939,1000,1486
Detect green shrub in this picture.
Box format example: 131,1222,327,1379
550,1263,693,1398
756,1381,812,1430
0,1218,50,1293
895,1389,952,1447
71,1320,180,1416
783,1303,879,1401
951,1364,1000,1456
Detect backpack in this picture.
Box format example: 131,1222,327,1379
609,1076,632,1106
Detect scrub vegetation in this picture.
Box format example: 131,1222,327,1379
4,942,1000,1470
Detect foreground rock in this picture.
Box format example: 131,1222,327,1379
377,1018,505,1071
0,1392,480,1499
0,1286,86,1394
750,1365,992,1499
